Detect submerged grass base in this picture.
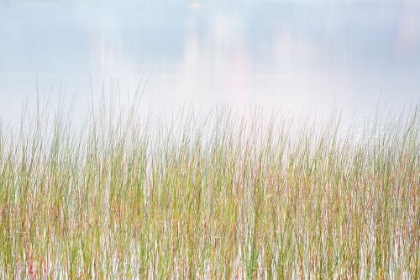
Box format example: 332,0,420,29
0,102,419,279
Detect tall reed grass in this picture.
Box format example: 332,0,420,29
0,97,419,279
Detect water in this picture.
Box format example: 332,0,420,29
1,0,420,128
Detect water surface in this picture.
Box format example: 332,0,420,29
1,1,420,127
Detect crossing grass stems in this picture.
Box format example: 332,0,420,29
0,97,419,279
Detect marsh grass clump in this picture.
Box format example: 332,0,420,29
0,98,419,279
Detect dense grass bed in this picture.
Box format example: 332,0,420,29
0,99,419,279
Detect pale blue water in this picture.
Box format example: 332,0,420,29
1,1,420,127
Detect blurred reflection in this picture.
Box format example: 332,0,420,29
1,1,420,126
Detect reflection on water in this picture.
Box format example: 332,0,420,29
1,1,420,127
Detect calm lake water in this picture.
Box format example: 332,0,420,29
1,1,420,128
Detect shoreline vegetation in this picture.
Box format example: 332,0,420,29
0,97,419,279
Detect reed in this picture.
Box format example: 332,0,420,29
0,98,419,279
